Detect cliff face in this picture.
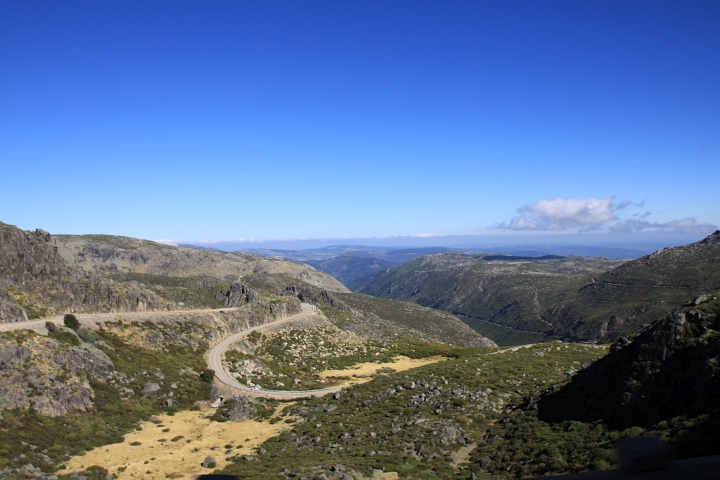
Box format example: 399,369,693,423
0,222,168,323
0,330,114,416
538,294,720,428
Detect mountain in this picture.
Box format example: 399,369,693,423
56,233,349,293
354,232,720,343
0,222,168,322
304,251,396,285
547,231,720,341
353,253,624,343
243,246,469,286
538,294,720,458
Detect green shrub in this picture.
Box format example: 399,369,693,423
200,368,215,383
49,329,81,346
45,321,58,333
76,327,98,344
63,313,80,330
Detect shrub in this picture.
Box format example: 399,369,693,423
45,321,58,333
76,327,98,344
200,369,215,383
63,314,80,330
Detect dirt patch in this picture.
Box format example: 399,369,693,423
64,407,294,479
451,442,477,470
319,355,447,387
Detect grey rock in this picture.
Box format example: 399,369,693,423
149,415,160,422
142,382,161,397
201,456,216,468
695,295,709,305
480,456,492,469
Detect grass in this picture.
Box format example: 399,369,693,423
224,327,461,391
218,342,615,479
0,320,213,475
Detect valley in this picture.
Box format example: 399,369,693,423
0,222,719,479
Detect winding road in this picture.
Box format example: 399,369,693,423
206,302,345,400
0,303,346,400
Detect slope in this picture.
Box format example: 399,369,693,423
56,234,349,293
0,221,167,322
237,273,496,349
546,231,720,341
353,253,623,339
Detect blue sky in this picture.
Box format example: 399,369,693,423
1,0,718,245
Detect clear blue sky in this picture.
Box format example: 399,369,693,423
1,0,718,244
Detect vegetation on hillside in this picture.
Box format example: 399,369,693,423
353,253,621,341
0,320,215,476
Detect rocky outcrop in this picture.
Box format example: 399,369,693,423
538,297,720,428
284,286,350,311
0,331,114,416
223,283,258,307
0,221,169,323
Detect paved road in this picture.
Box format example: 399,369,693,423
0,306,248,333
206,303,345,400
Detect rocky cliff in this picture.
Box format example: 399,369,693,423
0,329,114,416
0,222,168,323
538,294,720,429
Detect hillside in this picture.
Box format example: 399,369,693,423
238,273,497,349
538,293,720,459
305,250,396,285
56,234,349,293
547,231,720,340
353,253,623,343
0,222,168,322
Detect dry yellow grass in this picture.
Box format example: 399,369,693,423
319,355,447,387
64,407,294,479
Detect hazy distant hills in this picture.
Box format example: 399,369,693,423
209,243,651,289
303,251,396,285
354,232,720,342
244,246,474,285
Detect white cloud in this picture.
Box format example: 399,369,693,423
499,196,616,231
498,196,718,235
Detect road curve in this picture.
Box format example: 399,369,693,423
0,303,345,399
206,303,345,400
